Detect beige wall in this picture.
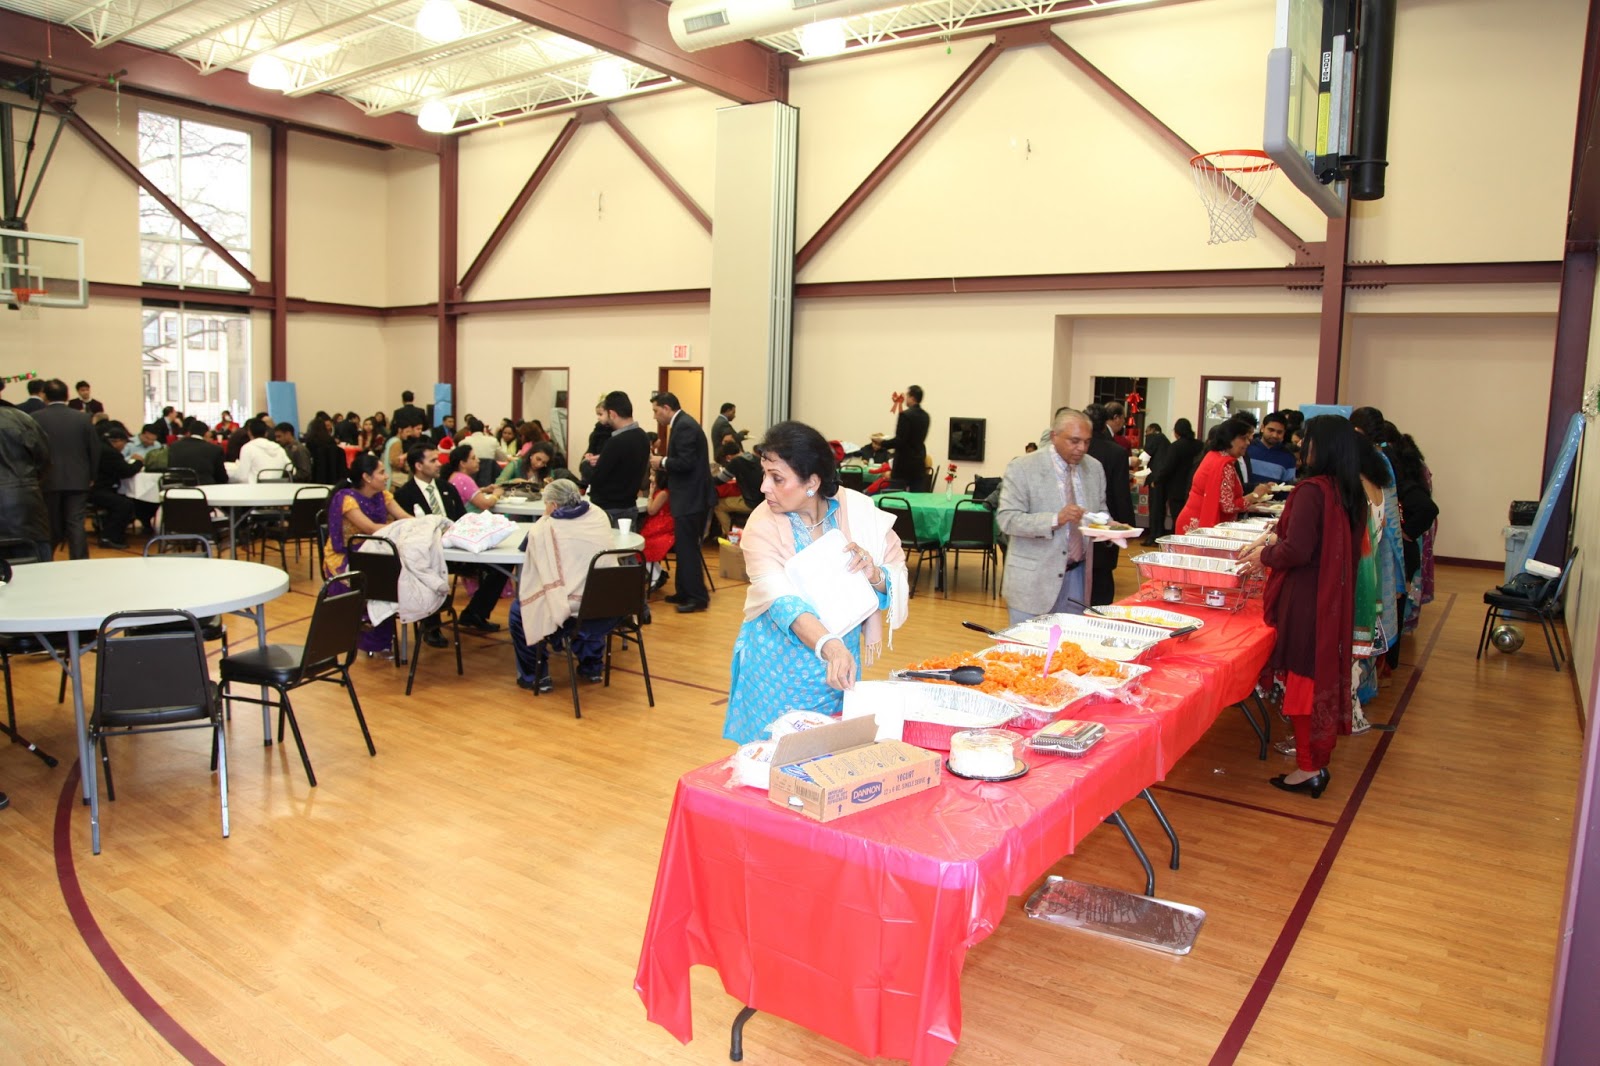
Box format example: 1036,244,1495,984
456,305,709,434
1345,315,1555,561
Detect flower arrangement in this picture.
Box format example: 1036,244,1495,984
944,462,958,497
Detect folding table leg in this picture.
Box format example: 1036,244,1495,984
729,1005,758,1062
1237,701,1268,761
1104,811,1155,897
1140,788,1180,871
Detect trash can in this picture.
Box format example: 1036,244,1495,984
1504,525,1532,583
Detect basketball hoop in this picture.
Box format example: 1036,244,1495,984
9,288,45,320
1190,150,1279,245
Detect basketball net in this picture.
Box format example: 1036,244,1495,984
11,288,44,320
1190,150,1279,245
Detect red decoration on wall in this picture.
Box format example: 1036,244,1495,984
889,391,905,415
1125,390,1143,417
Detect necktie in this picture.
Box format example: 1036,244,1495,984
1064,463,1083,564
425,481,444,516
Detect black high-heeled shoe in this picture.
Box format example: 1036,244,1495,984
1269,767,1329,798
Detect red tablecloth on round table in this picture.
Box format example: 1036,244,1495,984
634,599,1275,1065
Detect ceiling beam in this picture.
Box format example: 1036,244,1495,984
0,10,442,153
473,0,783,104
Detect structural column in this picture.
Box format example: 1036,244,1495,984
706,101,798,432
438,137,459,392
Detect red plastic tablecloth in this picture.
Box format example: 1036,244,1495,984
635,601,1276,1065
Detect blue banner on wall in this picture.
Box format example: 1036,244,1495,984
433,383,452,425
266,381,299,434
1297,403,1353,421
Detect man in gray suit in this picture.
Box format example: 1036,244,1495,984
998,408,1106,624
31,378,99,559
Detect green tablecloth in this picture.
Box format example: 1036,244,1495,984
876,491,977,545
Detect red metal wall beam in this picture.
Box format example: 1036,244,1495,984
451,288,710,315
60,105,263,293
1314,215,1348,403
0,11,440,153
601,108,711,233
457,114,582,296
1566,0,1600,249
270,122,288,380
439,137,459,390
88,280,273,309
797,267,1318,298
1342,261,1563,286
474,0,782,105
1044,35,1312,262
795,41,1007,272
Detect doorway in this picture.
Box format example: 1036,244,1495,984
1198,376,1280,436
657,367,704,424
511,367,570,461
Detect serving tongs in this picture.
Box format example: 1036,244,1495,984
891,666,987,686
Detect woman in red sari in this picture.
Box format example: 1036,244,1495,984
1174,417,1270,533
1240,416,1366,797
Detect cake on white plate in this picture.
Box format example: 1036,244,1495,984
949,729,1020,778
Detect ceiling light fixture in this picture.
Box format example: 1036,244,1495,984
417,100,457,133
797,18,849,58
586,59,629,98
415,0,464,43
247,55,293,92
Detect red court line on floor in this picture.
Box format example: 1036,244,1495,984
1149,784,1338,828
1209,592,1455,1064
53,763,226,1066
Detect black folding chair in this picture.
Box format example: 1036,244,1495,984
89,610,227,841
159,468,199,489
877,495,941,597
219,577,376,788
160,487,228,553
945,499,999,598
1477,547,1578,671
535,548,654,718
253,486,332,578
346,534,461,696
838,469,866,492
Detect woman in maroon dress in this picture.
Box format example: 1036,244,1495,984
1240,415,1365,798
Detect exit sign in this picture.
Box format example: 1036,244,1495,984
671,344,692,362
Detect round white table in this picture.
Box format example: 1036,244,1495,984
0,557,291,853
197,483,331,558
442,529,645,577
491,495,649,521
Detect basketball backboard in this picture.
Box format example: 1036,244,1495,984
1,229,87,309
1264,0,1353,218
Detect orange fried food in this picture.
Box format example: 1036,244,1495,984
905,648,1115,706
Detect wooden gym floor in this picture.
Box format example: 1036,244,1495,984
0,541,1580,1065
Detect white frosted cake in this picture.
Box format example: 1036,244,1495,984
949,729,1018,778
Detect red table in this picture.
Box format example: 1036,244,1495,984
635,601,1275,1065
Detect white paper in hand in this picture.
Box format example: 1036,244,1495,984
783,528,878,637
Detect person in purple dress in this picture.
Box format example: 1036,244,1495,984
324,453,411,654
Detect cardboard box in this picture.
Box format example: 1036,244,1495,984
768,716,941,822
719,541,748,581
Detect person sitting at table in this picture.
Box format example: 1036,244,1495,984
273,422,313,482
394,444,506,635
305,416,348,485
89,422,142,550
127,423,163,460
722,421,909,745
853,432,892,466
713,439,763,536
638,470,676,592
1173,417,1271,534
442,445,504,513
325,453,412,655
168,418,229,485
997,408,1106,624
509,478,621,693
334,411,360,445
498,440,556,487
213,411,238,436
457,416,503,485
1240,415,1364,798
232,418,291,484
357,417,378,452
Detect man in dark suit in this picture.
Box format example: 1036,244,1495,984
16,378,46,414
168,418,230,484
1085,403,1134,606
586,390,650,526
392,390,426,432
31,378,99,559
885,384,930,492
649,391,714,613
393,443,507,637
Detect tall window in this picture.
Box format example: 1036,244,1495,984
137,111,252,289
142,308,250,428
